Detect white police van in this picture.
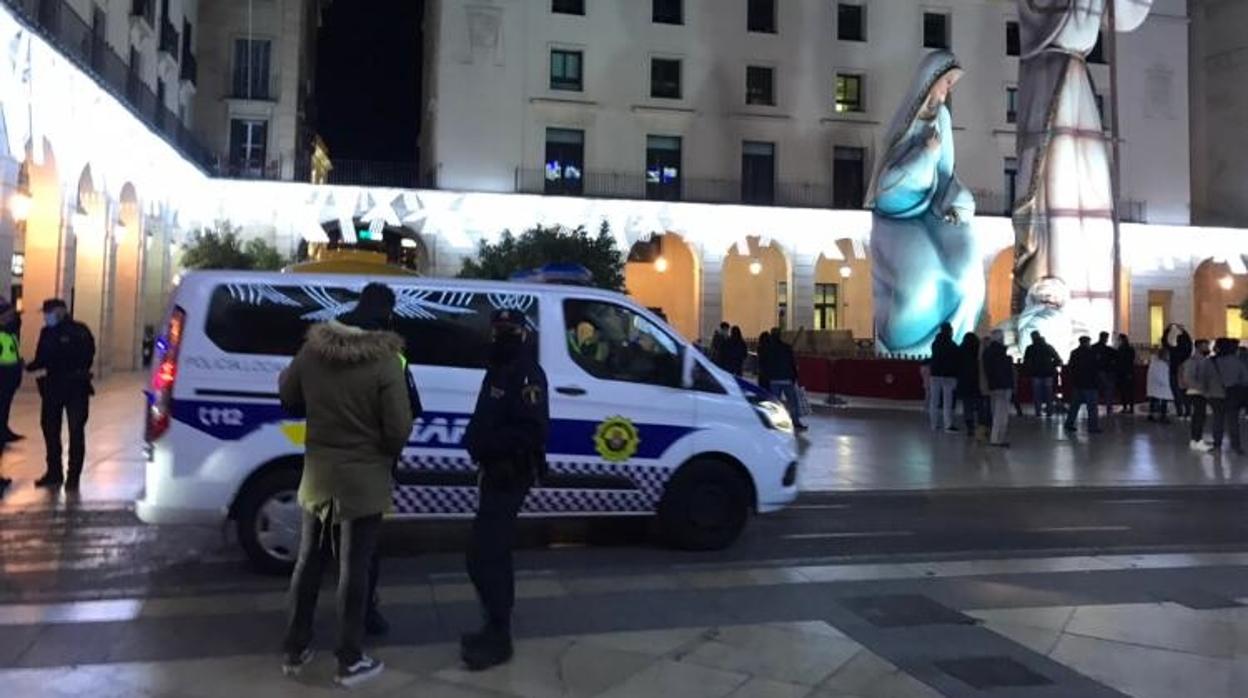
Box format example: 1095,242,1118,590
135,271,799,572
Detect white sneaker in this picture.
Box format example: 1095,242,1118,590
281,648,313,677
335,655,384,688
1191,440,1205,451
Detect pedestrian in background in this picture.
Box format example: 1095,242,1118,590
461,309,549,671
766,330,809,432
278,283,412,687
0,299,23,445
983,330,1014,447
1064,336,1102,433
1146,347,1173,423
1023,330,1061,417
1183,339,1212,449
1201,338,1248,455
722,326,748,376
26,299,95,491
756,331,773,390
1165,324,1194,418
710,322,730,369
956,333,985,438
928,322,959,431
1093,332,1116,415
1114,334,1136,414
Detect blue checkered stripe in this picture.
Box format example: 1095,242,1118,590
391,455,675,516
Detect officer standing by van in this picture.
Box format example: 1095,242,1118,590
461,309,549,671
26,299,95,491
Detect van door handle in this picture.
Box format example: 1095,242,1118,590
556,386,587,396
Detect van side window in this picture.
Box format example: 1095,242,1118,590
205,283,537,369
563,299,681,387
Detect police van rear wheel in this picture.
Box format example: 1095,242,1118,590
658,459,750,551
236,468,302,575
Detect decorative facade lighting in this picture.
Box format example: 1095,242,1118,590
1218,275,1234,291
839,265,853,279
654,255,669,273
749,259,763,276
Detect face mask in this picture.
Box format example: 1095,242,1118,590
44,312,61,327
490,331,524,364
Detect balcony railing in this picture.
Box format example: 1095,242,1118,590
3,0,213,171
515,168,866,210
974,189,1149,222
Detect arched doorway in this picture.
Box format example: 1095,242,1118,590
71,164,109,370
18,138,63,359
625,233,698,340
813,239,873,339
110,183,142,370
721,237,790,340
986,247,1014,330
1193,258,1248,340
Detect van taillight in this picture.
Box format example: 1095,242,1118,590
146,307,186,442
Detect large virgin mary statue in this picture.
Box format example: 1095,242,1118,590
1012,0,1152,352
868,50,982,356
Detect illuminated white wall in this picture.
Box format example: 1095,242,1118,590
423,0,1187,224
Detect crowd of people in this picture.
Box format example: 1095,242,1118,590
924,321,1248,454
709,322,809,432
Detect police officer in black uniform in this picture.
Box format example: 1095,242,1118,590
26,299,95,491
460,309,549,671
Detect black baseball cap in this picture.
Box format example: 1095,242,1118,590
41,298,68,312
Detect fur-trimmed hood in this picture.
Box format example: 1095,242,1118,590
305,320,404,365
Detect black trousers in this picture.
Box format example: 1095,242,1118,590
39,382,90,479
0,366,20,437
1190,396,1208,442
283,511,382,666
467,467,532,630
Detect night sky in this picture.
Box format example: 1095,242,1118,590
315,0,423,163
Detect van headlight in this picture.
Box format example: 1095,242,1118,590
751,397,794,433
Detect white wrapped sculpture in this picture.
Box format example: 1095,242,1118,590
867,50,983,356
1012,0,1153,354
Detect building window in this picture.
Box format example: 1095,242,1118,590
650,58,682,99
552,0,584,16
1006,86,1018,124
653,0,682,24
814,283,839,330
746,66,775,106
776,281,788,328
1149,304,1165,345
132,0,155,26
232,38,271,99
1227,307,1245,340
550,49,583,91
747,0,776,33
1088,32,1106,63
833,147,865,209
923,12,949,49
835,74,864,113
1006,21,1020,56
229,118,268,176
545,128,584,196
741,141,776,205
1004,157,1018,216
838,4,865,42
646,135,682,201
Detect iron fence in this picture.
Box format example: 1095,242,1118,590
3,0,213,171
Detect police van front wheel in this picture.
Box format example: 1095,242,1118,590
236,468,302,575
658,459,750,551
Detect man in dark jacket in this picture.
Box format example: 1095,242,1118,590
278,283,413,687
1064,336,1102,433
928,323,959,431
1022,331,1061,416
1093,332,1116,415
461,309,549,671
984,330,1014,447
765,330,808,431
26,299,95,491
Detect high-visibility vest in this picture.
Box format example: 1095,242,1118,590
0,331,18,367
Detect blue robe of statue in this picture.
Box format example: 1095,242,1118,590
869,51,983,356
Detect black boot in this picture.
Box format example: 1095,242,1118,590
462,624,513,671
35,471,63,488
